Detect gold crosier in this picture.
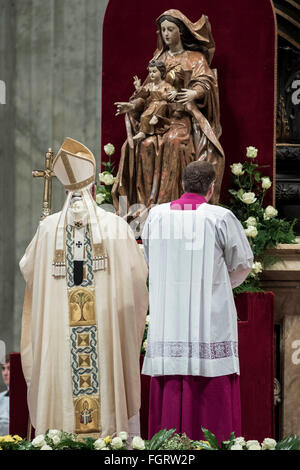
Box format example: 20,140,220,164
32,148,56,219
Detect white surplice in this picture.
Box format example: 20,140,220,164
142,203,253,378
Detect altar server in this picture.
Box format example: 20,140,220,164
20,137,148,438
142,161,253,442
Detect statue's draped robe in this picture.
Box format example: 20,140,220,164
112,11,225,215
141,194,253,441
20,207,148,437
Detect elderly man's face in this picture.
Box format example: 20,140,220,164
1,362,10,387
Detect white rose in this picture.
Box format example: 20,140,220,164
100,172,115,186
264,205,278,220
96,193,105,205
245,216,257,227
32,434,46,448
230,163,244,176
143,340,147,351
246,146,258,158
47,429,62,440
234,437,246,447
101,447,110,450
94,438,106,450
261,177,272,190
261,438,277,450
241,192,257,205
246,440,261,449
104,143,115,156
132,436,145,450
252,261,263,274
118,431,128,442
111,437,123,450
40,444,53,450
248,443,262,450
230,443,243,450
145,315,150,325
52,435,61,445
245,226,258,238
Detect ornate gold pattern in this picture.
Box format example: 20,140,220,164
54,249,65,263
78,354,91,367
77,333,90,347
64,176,95,191
74,397,100,434
62,153,76,184
68,287,96,326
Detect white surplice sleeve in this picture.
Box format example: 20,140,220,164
217,211,254,288
141,213,150,266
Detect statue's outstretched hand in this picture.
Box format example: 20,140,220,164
115,102,134,116
133,75,141,90
176,89,197,105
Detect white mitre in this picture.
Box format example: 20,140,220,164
52,137,107,277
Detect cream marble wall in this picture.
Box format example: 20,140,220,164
0,0,109,360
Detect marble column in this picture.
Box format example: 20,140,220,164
0,0,16,359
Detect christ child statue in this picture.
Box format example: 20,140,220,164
133,60,177,141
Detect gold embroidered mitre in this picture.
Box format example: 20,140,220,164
53,137,96,191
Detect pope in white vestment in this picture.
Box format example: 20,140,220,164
20,138,148,438
141,161,253,442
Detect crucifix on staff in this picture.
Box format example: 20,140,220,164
32,148,56,219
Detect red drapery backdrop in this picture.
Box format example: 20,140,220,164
10,292,274,443
101,0,276,204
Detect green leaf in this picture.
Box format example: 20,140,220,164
147,428,176,450
193,440,214,450
201,427,220,449
275,435,300,450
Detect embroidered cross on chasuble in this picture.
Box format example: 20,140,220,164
66,220,101,435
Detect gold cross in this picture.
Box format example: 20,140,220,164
32,148,56,219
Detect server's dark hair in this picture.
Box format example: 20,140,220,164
183,161,216,195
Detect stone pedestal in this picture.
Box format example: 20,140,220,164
261,239,300,437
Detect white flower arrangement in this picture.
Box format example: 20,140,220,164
230,443,243,450
118,431,128,442
261,438,277,450
241,192,257,205
264,205,278,220
32,434,46,448
131,436,145,450
228,146,296,294
99,172,115,186
245,216,257,227
104,143,115,156
111,437,123,450
40,444,53,450
244,226,258,238
230,163,244,176
1,429,300,451
246,146,258,158
261,177,272,190
96,193,105,205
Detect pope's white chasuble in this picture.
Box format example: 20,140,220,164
20,206,148,437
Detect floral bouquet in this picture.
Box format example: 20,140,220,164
229,146,296,293
96,143,116,206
